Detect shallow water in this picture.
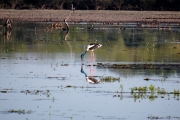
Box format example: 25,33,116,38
0,22,180,120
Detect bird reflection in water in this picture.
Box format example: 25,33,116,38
81,64,101,84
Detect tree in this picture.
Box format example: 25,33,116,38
91,0,111,10
8,0,22,9
112,0,124,10
0,0,180,10
76,0,92,10
46,0,65,9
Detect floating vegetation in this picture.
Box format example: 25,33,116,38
100,76,120,82
61,64,69,66
174,89,180,98
174,89,180,94
131,86,148,93
0,109,33,114
96,63,180,70
65,85,73,88
126,85,180,101
143,77,167,82
120,84,123,93
131,85,169,94
149,85,155,93
47,76,66,80
147,115,180,119
149,95,158,101
0,90,8,93
157,88,167,95
21,90,51,97
0,88,14,93
144,78,150,81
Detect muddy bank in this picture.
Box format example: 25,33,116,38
96,63,180,70
0,10,180,23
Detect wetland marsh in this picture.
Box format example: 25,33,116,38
0,21,180,120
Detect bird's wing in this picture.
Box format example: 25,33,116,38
87,77,101,84
88,43,102,51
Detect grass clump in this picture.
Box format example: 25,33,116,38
131,86,147,93
130,85,180,101
100,76,120,82
174,89,180,98
149,84,155,93
174,89,180,94
157,88,167,94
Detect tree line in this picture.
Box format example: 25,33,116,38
0,0,179,11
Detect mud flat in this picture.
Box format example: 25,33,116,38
0,10,180,23
96,63,180,70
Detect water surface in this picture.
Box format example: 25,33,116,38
0,22,180,120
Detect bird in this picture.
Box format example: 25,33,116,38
81,43,102,62
81,65,101,84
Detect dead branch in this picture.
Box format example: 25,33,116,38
5,19,12,29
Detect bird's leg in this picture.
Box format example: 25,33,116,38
90,65,94,76
92,51,95,58
91,51,95,63
90,51,93,63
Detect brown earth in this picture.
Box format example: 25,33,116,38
0,10,180,23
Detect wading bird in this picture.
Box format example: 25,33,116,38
81,65,101,84
81,43,102,62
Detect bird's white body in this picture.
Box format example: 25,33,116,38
81,43,102,62
86,43,102,51
86,76,101,84
81,65,101,84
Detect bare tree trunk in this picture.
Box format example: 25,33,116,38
0,5,3,9
59,2,65,10
85,4,89,10
115,0,124,10
41,4,46,9
95,6,101,10
10,0,18,9
117,6,121,10
11,2,16,9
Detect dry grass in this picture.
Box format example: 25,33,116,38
0,10,180,23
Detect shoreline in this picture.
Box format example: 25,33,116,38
0,10,180,23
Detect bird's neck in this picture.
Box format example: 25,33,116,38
81,68,87,77
84,51,87,54
82,51,87,58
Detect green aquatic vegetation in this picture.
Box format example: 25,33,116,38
131,86,147,93
133,92,147,102
120,85,179,101
120,84,123,92
138,86,148,93
100,76,120,82
174,89,180,94
131,87,137,93
131,85,167,94
149,84,155,93
174,89,180,98
147,115,180,119
149,95,158,101
157,88,167,94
